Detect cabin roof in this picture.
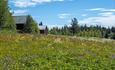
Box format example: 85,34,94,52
13,16,27,24
39,25,47,30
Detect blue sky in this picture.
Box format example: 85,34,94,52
9,0,115,28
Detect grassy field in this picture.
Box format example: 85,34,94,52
0,33,115,70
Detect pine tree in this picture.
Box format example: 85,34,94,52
111,27,115,33
70,18,79,35
62,25,70,35
39,22,43,26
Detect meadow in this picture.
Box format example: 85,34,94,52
0,33,115,70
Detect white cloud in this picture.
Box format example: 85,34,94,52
81,14,87,17
58,13,71,19
32,0,64,3
88,8,104,11
13,10,28,15
12,0,66,8
32,0,52,3
82,8,115,27
79,12,115,27
12,0,37,8
87,8,115,12
98,12,114,16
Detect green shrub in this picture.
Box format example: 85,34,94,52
23,15,39,34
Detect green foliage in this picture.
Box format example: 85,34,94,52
23,15,39,34
49,18,80,36
70,18,79,35
0,0,16,31
0,0,7,28
49,17,115,40
50,27,61,35
77,28,102,38
0,33,115,69
109,33,115,40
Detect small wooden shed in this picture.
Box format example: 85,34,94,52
39,25,48,35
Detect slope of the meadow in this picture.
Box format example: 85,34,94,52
0,33,115,70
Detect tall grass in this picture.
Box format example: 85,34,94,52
0,33,115,70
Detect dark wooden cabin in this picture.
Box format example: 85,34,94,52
39,25,48,35
13,16,48,34
13,16,27,32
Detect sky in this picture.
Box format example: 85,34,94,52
9,0,115,28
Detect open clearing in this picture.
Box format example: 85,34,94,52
0,33,115,70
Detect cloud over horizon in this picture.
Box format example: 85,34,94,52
58,13,71,19
79,8,115,27
13,10,28,15
86,8,115,12
11,0,66,8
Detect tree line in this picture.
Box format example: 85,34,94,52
0,0,39,33
50,18,115,40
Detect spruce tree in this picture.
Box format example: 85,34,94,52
70,18,79,35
